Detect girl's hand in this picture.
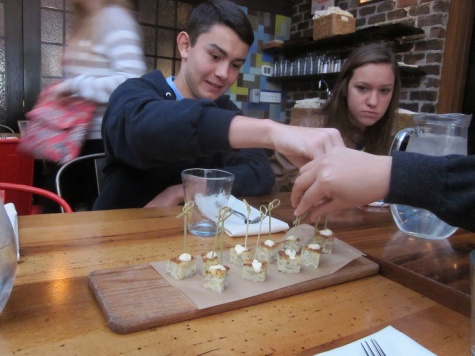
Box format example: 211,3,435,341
291,147,392,220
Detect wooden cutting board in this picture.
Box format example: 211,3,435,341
88,256,378,334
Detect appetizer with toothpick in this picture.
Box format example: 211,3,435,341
203,206,232,293
281,235,301,252
230,199,253,266
166,202,197,280
255,199,282,263
301,243,322,268
255,239,281,263
277,248,302,273
242,205,268,282
312,216,334,254
201,250,219,276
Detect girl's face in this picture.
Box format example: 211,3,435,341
346,63,395,130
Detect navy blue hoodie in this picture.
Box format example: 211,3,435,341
93,70,275,210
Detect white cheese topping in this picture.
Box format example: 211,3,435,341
264,239,275,247
234,244,247,255
209,264,225,272
252,259,263,273
284,249,297,259
319,229,333,237
206,251,217,259
179,253,192,262
308,243,321,250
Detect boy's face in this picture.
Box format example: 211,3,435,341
176,24,249,101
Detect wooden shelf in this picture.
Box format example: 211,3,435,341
263,23,425,57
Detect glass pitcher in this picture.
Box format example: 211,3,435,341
390,113,472,239
0,199,17,313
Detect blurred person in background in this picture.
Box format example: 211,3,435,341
36,0,146,212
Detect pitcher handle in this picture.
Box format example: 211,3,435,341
389,128,414,154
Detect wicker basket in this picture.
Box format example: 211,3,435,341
313,14,356,40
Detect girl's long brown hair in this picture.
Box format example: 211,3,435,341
317,42,401,155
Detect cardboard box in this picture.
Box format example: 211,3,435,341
313,14,356,40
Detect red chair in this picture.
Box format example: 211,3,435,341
0,182,73,214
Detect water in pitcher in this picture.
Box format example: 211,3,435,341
392,132,467,239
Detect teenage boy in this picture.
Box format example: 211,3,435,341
93,0,344,210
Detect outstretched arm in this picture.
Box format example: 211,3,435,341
143,117,346,208
228,115,345,167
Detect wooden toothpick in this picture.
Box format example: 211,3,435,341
267,199,280,238
216,206,232,264
243,199,251,248
293,211,307,227
176,201,194,253
313,216,321,238
254,205,268,260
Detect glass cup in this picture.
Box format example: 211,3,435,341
471,250,475,355
181,168,234,237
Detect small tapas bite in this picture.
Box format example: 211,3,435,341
230,244,253,266
317,228,334,254
301,243,322,268
312,216,334,254
230,199,253,266
166,201,197,280
166,253,197,280
242,258,267,282
201,250,219,276
203,265,230,293
256,239,281,263
242,205,268,282
277,249,302,273
281,235,301,252
203,206,232,293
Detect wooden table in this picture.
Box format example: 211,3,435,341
249,194,475,317
0,194,471,355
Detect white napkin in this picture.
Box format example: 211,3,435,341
315,325,436,355
5,203,19,261
223,196,289,237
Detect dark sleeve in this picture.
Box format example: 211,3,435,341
102,71,240,169
386,151,475,231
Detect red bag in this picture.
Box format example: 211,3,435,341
18,84,96,165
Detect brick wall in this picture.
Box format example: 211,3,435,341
286,0,451,117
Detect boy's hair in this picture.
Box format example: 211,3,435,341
186,0,254,48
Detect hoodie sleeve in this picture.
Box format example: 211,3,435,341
386,151,475,231
102,71,242,169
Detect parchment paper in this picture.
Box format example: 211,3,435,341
151,225,363,309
